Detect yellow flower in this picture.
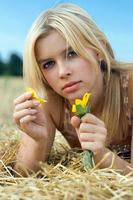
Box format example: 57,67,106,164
25,88,47,103
72,92,92,116
72,92,94,169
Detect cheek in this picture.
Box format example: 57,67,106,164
42,71,52,84
77,59,94,74
42,71,57,88
78,60,99,84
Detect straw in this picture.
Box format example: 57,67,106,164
0,132,133,200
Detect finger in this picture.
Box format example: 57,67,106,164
14,92,32,105
13,109,37,121
71,116,81,129
13,116,21,128
15,100,40,111
13,113,36,131
20,115,36,125
79,132,106,143
19,115,37,135
19,116,45,141
81,113,105,127
81,141,103,154
79,123,107,135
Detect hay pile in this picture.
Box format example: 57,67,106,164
0,132,133,200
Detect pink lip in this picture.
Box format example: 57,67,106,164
62,81,81,92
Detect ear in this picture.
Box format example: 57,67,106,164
96,52,102,60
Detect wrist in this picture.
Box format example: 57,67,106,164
93,148,113,168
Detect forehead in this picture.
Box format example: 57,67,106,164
35,31,68,60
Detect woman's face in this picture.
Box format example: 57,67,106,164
35,30,104,106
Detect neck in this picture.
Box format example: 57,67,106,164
91,100,103,118
90,88,105,118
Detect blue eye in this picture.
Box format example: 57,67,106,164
43,60,55,69
67,50,77,58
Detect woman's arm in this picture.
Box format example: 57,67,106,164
71,114,133,175
94,133,133,175
95,70,133,175
14,115,56,175
13,92,56,175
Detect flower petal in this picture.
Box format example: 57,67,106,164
82,92,92,106
75,99,82,105
25,88,47,103
72,104,76,113
25,88,36,97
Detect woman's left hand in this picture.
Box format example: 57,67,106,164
71,113,107,156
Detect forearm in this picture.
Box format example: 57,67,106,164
94,148,133,175
14,134,52,176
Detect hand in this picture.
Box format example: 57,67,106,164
71,113,107,156
13,92,48,142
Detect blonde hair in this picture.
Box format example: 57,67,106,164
23,3,132,144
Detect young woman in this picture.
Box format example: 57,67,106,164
13,3,133,175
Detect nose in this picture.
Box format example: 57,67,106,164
58,61,72,79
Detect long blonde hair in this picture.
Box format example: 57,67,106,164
23,3,132,144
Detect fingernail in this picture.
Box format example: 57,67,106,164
33,100,40,105
26,92,32,95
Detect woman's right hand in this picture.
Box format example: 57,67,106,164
13,91,48,142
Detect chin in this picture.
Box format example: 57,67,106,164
66,91,86,103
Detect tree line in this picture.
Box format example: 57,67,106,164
0,53,23,76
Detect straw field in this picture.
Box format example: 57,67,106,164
0,77,133,200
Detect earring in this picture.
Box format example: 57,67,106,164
100,60,107,72
99,60,108,86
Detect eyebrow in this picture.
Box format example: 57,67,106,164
38,46,72,65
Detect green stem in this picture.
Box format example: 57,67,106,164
75,105,94,169
83,150,94,169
